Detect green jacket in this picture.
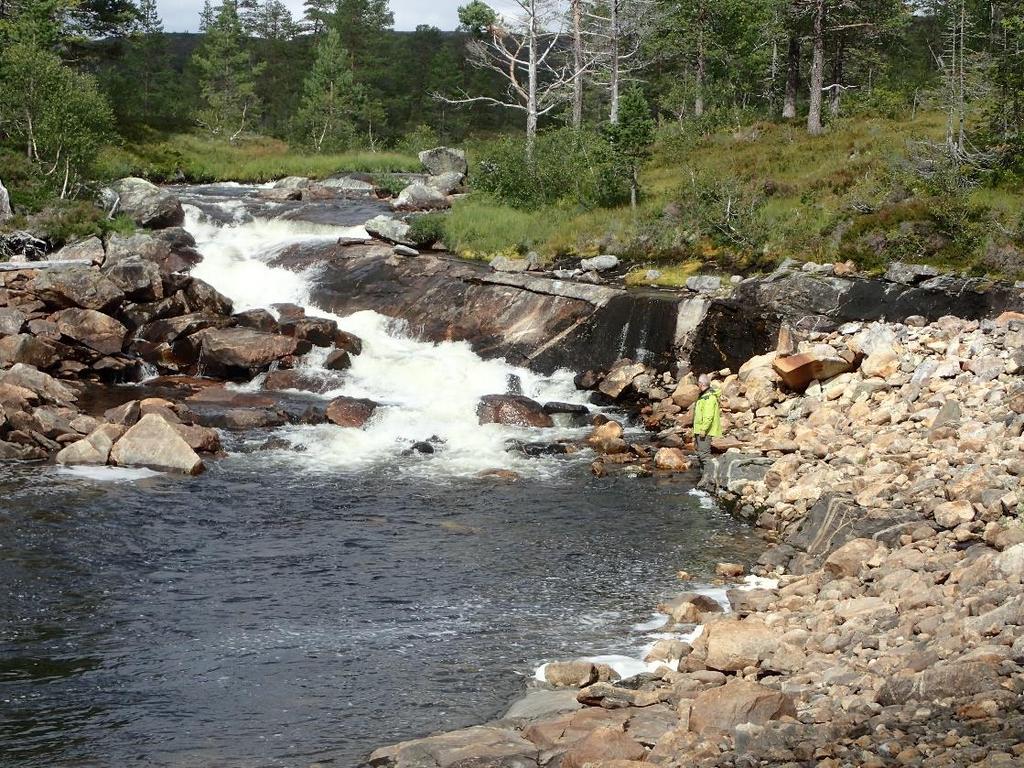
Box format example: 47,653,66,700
694,388,722,438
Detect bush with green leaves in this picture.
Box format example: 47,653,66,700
406,213,448,248
473,128,629,210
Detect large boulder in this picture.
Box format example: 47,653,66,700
0,364,77,405
0,334,61,369
0,307,26,336
365,215,414,247
703,619,779,672
419,147,469,178
426,171,464,195
53,308,127,356
0,177,12,223
105,177,185,229
688,680,796,734
326,396,378,428
190,328,299,378
560,727,646,768
56,423,126,465
393,182,450,212
477,395,554,428
598,361,645,398
370,725,536,768
109,413,204,474
30,268,124,312
103,256,165,302
544,661,600,688
51,236,105,265
105,231,202,274
773,352,855,392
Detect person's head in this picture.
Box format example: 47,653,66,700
698,374,711,391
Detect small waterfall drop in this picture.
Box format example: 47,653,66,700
181,191,588,476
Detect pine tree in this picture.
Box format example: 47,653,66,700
199,0,215,31
604,85,654,207
191,0,264,141
114,0,175,125
303,0,332,35
292,27,361,152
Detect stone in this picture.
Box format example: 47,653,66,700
280,316,339,348
715,562,745,578
994,543,1024,579
326,396,378,428
393,183,450,212
787,493,916,560
490,255,531,273
545,661,600,688
365,215,413,246
587,420,627,455
190,328,299,378
0,364,77,406
393,245,419,257
659,592,723,624
504,689,582,721
418,147,468,177
184,278,233,316
318,176,377,195
773,353,854,392
56,424,126,465
671,381,701,408
109,413,204,475
878,661,1001,705
0,177,12,223
102,256,165,302
477,395,553,428
426,171,464,195
52,236,105,265
688,680,796,735
105,177,184,229
0,334,60,369
0,307,27,336
599,362,645,398
369,725,535,768
560,728,646,768
686,275,722,293
884,262,941,285
823,538,883,578
324,349,352,371
933,499,975,529
580,255,619,272
53,308,128,356
654,447,690,471
30,268,124,312
233,308,279,333
704,619,778,671
105,231,202,274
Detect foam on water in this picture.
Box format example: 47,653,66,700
57,465,163,482
183,205,587,476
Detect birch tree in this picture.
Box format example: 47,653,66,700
443,1,575,159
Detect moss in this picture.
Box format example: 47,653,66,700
624,260,704,287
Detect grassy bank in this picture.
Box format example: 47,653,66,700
99,133,421,184
443,112,1024,282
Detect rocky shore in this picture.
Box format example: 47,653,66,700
369,306,1024,766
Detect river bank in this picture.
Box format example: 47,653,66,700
368,308,1024,768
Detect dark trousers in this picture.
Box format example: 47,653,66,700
695,435,714,488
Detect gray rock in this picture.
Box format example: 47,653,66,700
580,254,619,272
51,237,105,265
878,661,1002,705
56,423,126,466
0,307,27,336
426,171,464,195
30,267,124,312
393,182,450,212
885,261,941,285
686,275,723,293
393,245,419,257
272,176,311,190
490,255,530,273
0,177,11,223
418,147,468,178
319,176,376,196
104,177,184,229
503,689,582,722
787,493,918,564
0,363,78,406
365,215,413,246
109,413,204,475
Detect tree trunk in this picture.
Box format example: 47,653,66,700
572,0,584,129
526,6,539,163
630,169,638,209
694,27,706,118
783,35,800,119
829,36,845,117
610,0,621,123
807,0,826,135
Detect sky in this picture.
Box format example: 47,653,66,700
157,1,516,33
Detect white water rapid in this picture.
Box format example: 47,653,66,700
183,199,589,477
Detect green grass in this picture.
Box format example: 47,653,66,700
439,112,1024,279
624,261,704,287
98,132,421,184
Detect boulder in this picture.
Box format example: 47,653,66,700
418,147,468,178
280,316,339,348
365,215,413,246
318,176,377,196
324,349,352,371
0,307,26,336
106,177,184,229
773,352,855,392
109,413,204,474
477,395,554,428
184,278,233,316
878,661,1002,705
704,619,778,672
105,231,202,274
53,309,127,355
426,171,464,195
30,268,124,312
0,177,11,223
0,364,77,406
560,728,646,768
0,334,60,369
326,396,378,428
56,423,126,465
369,726,535,768
688,680,796,735
580,255,619,272
598,361,645,398
233,308,279,333
587,420,627,455
686,275,722,293
102,256,164,302
393,183,450,212
659,592,723,624
654,447,690,472
52,236,105,265
190,328,299,378
545,661,600,688
823,538,883,578
884,261,941,285
933,499,975,529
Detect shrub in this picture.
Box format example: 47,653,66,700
473,128,629,210
27,201,135,247
394,124,439,157
406,212,448,248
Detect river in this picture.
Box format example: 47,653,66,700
0,185,757,768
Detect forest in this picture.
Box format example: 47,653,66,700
0,0,1022,277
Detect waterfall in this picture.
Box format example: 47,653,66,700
182,194,588,477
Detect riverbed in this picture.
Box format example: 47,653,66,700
0,184,758,767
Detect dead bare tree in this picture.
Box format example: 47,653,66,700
436,0,575,160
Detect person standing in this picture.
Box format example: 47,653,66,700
693,374,722,478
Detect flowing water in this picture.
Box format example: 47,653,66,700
0,186,758,768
